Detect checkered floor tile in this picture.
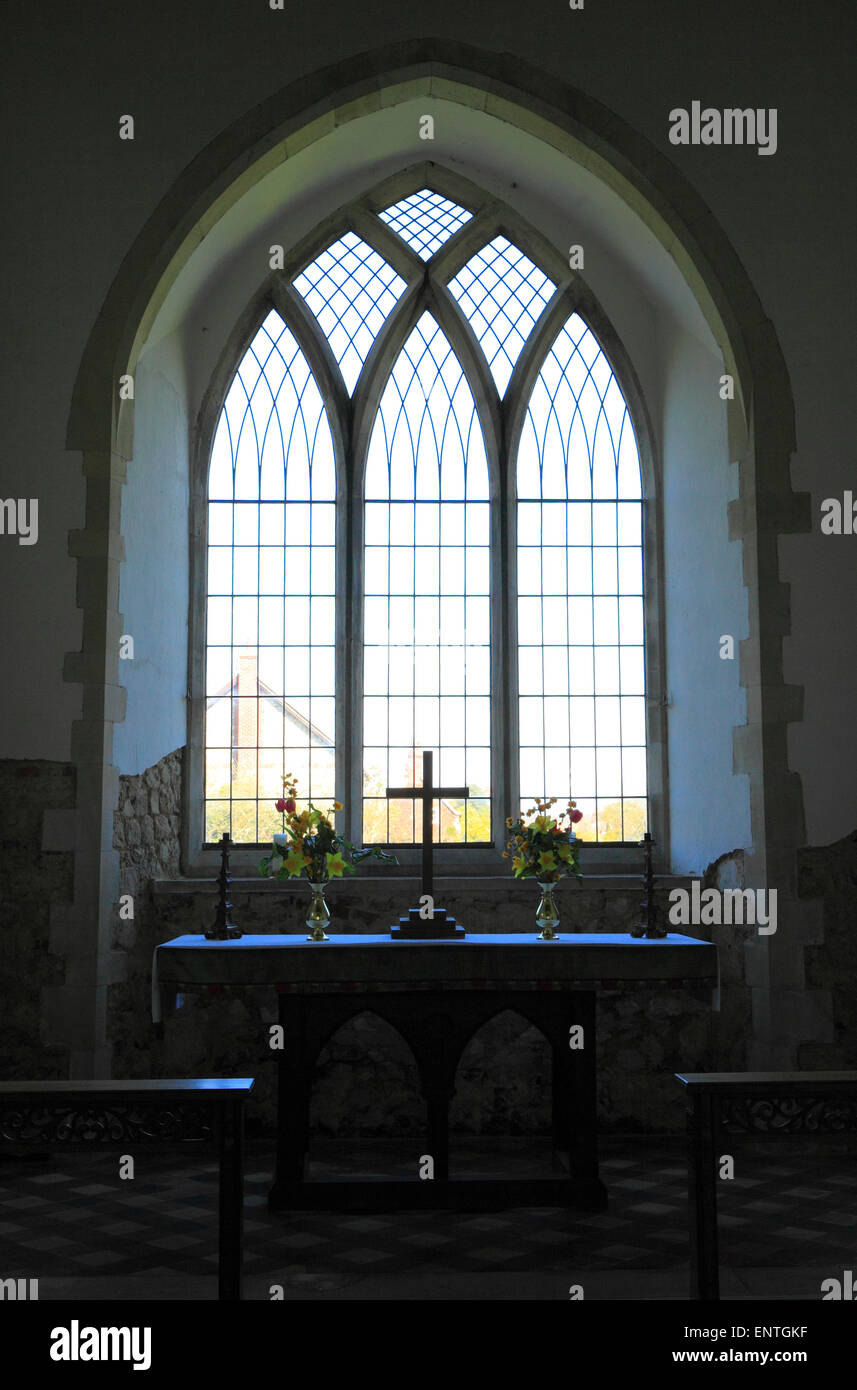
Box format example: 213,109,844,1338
0,1138,854,1278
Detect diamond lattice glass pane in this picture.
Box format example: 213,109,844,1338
363,312,490,845
378,188,472,261
447,236,555,396
293,232,407,395
516,312,646,843
205,309,336,843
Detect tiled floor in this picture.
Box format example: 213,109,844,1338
1,1137,854,1299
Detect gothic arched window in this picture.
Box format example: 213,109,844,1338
363,312,490,845
195,171,655,859
516,314,646,843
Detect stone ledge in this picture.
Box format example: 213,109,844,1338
152,873,694,896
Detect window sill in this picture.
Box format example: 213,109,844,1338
183,844,668,878
153,871,693,896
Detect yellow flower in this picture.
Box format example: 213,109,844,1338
556,843,572,862
533,815,553,834
285,848,309,877
505,817,514,829
538,849,556,871
325,851,346,878
333,801,343,811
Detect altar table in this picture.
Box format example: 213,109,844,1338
153,933,717,1211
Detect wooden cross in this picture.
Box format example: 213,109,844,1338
385,750,469,901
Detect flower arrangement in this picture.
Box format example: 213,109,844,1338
259,773,395,882
504,798,584,883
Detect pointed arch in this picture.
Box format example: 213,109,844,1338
514,309,647,843
201,308,337,845
310,1009,425,1136
58,42,809,1077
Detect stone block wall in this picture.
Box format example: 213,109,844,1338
0,760,75,1079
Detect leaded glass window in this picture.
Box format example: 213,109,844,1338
198,177,654,855
447,236,555,395
362,313,491,844
293,232,406,394
516,312,646,842
205,309,336,843
378,188,472,260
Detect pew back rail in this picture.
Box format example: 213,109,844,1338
0,1078,254,1301
676,1070,857,1301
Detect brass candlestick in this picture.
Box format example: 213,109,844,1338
205,832,242,939
630,831,667,938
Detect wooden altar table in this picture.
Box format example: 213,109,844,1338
153,933,717,1211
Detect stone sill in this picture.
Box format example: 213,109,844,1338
152,873,693,896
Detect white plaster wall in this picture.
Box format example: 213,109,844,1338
149,102,713,426
0,446,83,758
662,114,857,848
113,333,189,775
658,326,751,871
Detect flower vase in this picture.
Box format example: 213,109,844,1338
306,879,331,942
536,879,560,941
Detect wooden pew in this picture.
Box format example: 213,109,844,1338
0,1078,254,1301
676,1070,857,1300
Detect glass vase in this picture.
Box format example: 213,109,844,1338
305,878,331,942
536,879,560,941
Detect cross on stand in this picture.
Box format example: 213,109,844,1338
386,749,469,938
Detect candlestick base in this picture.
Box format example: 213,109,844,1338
204,924,242,940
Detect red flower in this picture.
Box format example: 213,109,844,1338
284,799,296,813
570,809,583,823
275,799,287,812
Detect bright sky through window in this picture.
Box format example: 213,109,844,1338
363,312,490,845
378,188,472,260
293,232,406,395
200,184,651,849
447,236,555,396
517,313,646,843
205,310,336,844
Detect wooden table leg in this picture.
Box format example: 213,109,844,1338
405,999,458,1188
424,1082,451,1184
552,1045,569,1158
270,994,312,1207
218,1096,245,1301
688,1092,720,1299
560,991,607,1210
